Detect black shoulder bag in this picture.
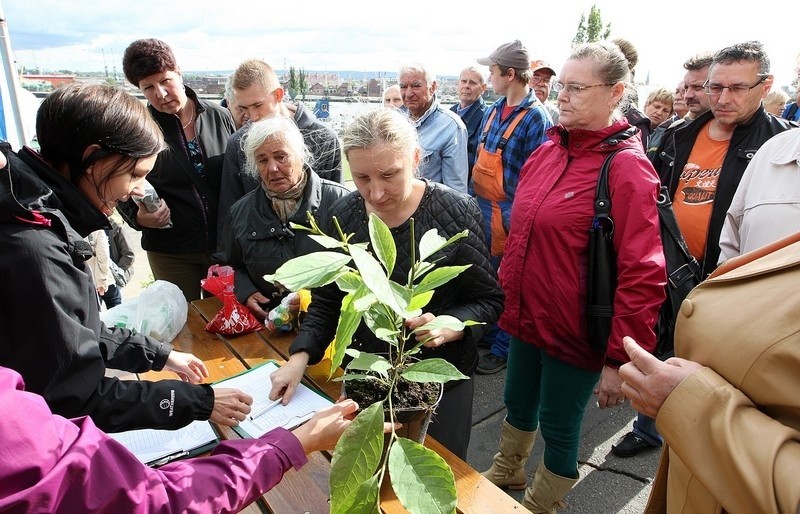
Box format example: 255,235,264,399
587,150,624,354
653,187,701,357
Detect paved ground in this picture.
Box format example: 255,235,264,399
120,221,660,513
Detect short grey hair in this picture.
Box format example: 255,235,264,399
241,116,310,179
398,63,436,86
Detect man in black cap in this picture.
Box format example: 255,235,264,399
473,40,553,374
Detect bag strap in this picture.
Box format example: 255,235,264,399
594,151,618,220
594,126,639,220
657,187,702,287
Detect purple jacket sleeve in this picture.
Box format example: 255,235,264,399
0,366,308,514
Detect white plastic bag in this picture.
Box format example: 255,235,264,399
100,280,188,343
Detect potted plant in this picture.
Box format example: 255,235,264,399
264,212,479,514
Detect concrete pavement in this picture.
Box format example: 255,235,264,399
467,358,659,513
120,220,660,513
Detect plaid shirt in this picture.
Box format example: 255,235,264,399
477,89,552,202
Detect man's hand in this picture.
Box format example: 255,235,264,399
619,337,703,418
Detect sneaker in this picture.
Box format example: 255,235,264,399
611,432,659,458
476,353,507,375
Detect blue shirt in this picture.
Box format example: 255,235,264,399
405,95,469,193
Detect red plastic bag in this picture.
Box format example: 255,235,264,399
200,264,262,335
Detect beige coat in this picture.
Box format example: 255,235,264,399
646,234,800,514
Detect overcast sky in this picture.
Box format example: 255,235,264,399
5,0,799,90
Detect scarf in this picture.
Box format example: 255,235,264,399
263,171,308,224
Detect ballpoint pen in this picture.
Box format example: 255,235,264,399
149,449,190,467
249,397,283,420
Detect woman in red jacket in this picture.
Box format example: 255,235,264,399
481,41,666,512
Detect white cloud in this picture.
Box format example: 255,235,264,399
5,0,799,88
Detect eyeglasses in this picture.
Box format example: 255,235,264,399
529,75,553,86
703,75,768,97
553,82,615,95
682,84,705,93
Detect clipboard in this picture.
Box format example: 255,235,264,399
109,420,220,467
212,360,333,439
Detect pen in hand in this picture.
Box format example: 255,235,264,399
250,397,284,420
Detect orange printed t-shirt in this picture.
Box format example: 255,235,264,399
672,124,730,260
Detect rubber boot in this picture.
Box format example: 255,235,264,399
480,418,537,490
522,459,578,513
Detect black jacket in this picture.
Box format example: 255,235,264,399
0,146,214,432
118,86,235,254
651,107,795,275
217,102,343,242
289,181,504,376
219,170,349,304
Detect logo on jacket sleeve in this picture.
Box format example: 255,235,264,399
159,390,175,417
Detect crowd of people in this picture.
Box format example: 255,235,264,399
0,33,799,513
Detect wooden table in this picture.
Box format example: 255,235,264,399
143,297,523,513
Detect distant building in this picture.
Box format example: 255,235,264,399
366,79,381,96
21,74,75,88
310,82,325,95
337,83,352,96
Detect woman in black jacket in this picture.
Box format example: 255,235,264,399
219,116,348,320
269,108,503,459
119,38,236,301
0,84,251,433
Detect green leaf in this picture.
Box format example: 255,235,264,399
330,288,367,372
407,290,435,312
330,402,385,514
350,245,405,316
374,327,401,341
309,233,345,249
414,265,471,295
330,474,381,514
346,350,392,378
411,260,436,282
336,271,364,294
353,292,377,312
418,228,468,262
363,309,401,346
263,252,351,291
389,281,411,312
388,438,457,514
401,358,469,384
368,213,396,275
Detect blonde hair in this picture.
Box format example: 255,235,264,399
645,88,675,109
764,89,790,115
232,59,281,93
342,107,420,159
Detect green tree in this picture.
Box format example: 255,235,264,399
287,66,310,101
299,68,308,101
288,67,299,101
572,5,611,47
